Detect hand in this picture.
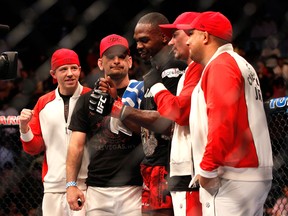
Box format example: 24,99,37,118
143,68,162,89
66,186,85,211
89,88,114,116
199,176,220,195
98,76,118,99
89,84,125,118
19,109,34,133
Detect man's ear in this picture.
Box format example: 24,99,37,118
98,58,104,70
50,70,56,79
128,56,133,69
162,33,170,44
203,31,209,44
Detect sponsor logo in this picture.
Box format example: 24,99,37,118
162,68,184,78
144,89,153,98
269,97,288,110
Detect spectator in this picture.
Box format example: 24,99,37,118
255,58,274,101
250,14,278,40
261,36,281,58
9,67,37,112
270,76,287,99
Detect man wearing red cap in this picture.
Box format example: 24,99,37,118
19,48,91,216
178,11,273,216
66,34,145,216
154,11,203,216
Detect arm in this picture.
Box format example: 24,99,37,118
198,61,243,191
151,62,202,126
93,77,172,134
66,131,86,211
201,63,242,175
20,106,45,155
121,106,172,134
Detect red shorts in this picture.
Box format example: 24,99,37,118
186,191,202,215
141,164,173,212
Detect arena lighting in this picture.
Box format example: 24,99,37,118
0,24,18,80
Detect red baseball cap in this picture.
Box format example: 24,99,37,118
100,34,129,57
159,12,200,38
51,48,80,71
51,48,80,83
177,11,233,42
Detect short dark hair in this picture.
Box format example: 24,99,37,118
137,12,169,28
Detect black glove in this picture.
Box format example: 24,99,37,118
89,80,125,118
89,88,114,116
143,68,162,90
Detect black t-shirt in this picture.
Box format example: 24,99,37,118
141,46,194,192
141,46,187,167
69,89,144,187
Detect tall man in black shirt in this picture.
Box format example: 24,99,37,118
133,12,187,216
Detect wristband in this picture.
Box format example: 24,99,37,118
66,181,77,189
19,125,30,134
111,97,124,118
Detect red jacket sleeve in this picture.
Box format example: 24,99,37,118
154,62,203,126
21,107,45,155
200,54,257,172
21,93,52,155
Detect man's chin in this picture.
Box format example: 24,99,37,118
107,73,126,81
140,54,149,62
65,80,77,85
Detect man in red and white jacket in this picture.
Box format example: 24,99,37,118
152,12,203,216
19,48,91,216
178,11,273,216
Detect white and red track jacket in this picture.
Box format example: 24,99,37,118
150,61,202,177
189,44,273,184
20,83,91,193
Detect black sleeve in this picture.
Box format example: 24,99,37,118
162,59,187,95
69,92,91,132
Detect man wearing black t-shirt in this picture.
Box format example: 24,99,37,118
133,12,186,216
66,34,145,216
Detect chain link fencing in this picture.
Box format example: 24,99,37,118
264,96,288,216
0,122,43,216
0,96,287,216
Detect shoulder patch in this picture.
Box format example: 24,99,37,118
162,68,184,78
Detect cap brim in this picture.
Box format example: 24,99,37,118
103,45,129,57
159,24,178,38
175,24,193,30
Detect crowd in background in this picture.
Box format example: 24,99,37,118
0,11,288,216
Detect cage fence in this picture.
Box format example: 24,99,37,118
0,124,43,216
264,96,288,216
0,96,287,216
